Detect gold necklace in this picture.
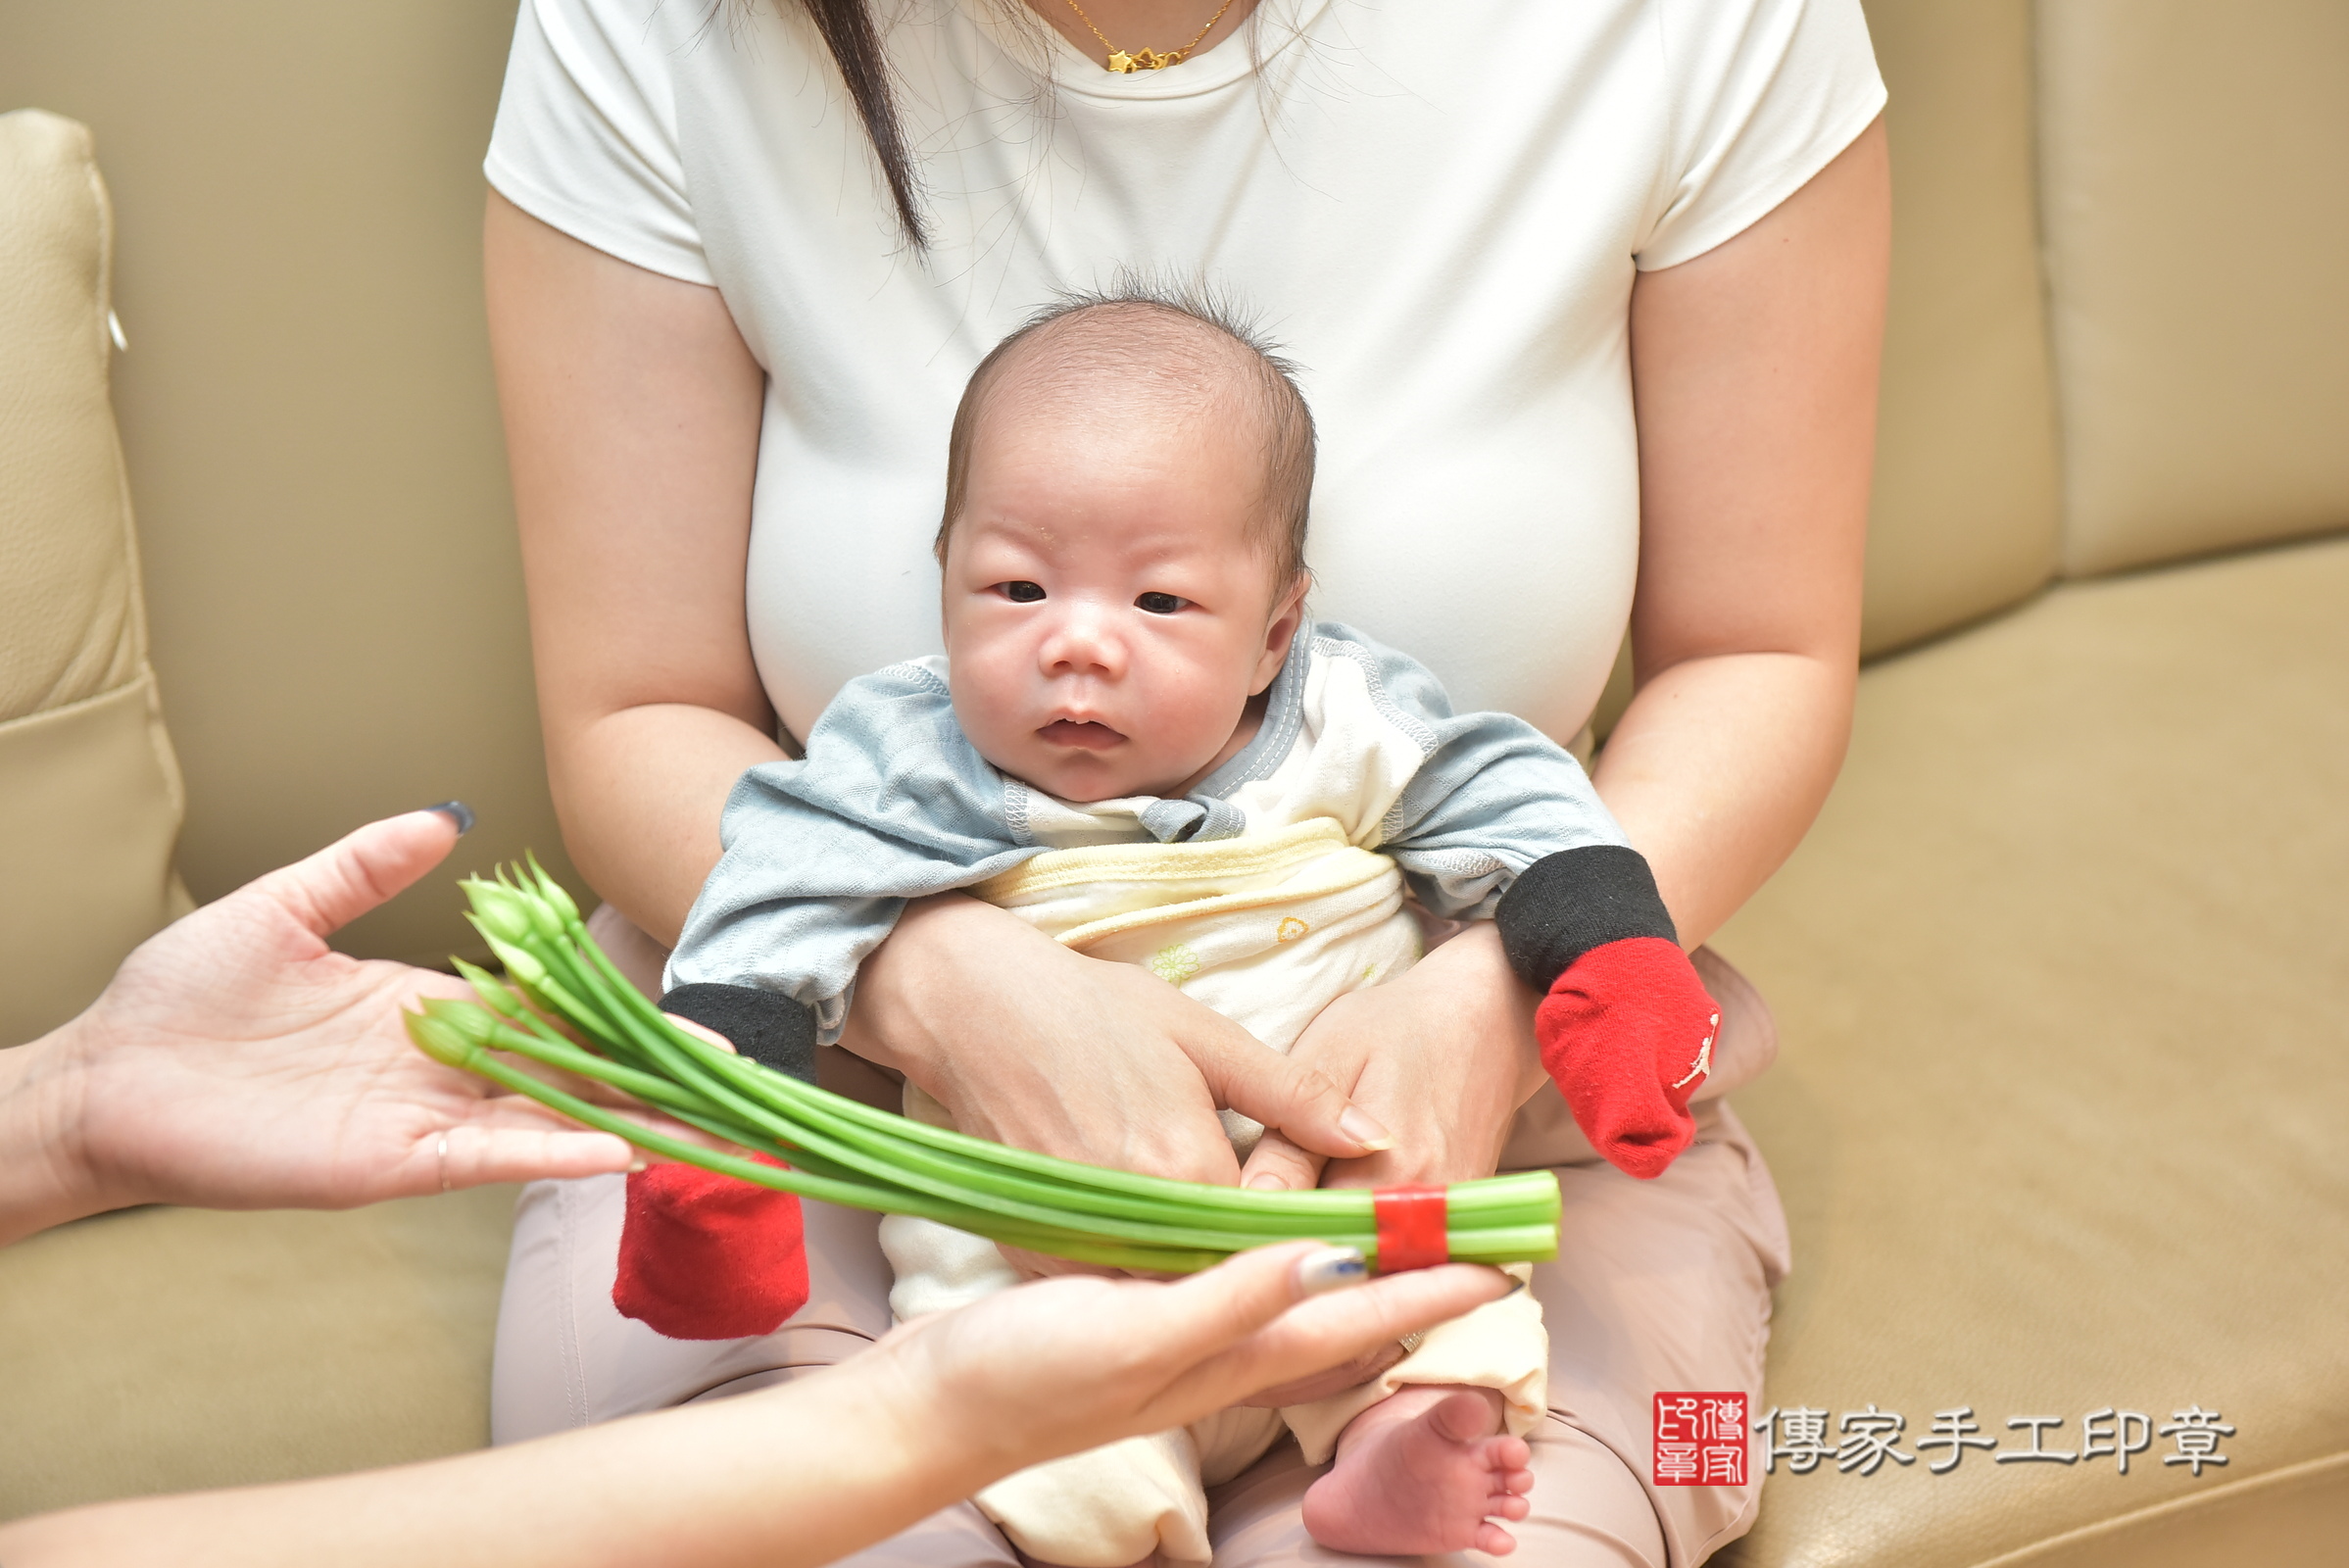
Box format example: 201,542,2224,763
1063,0,1237,73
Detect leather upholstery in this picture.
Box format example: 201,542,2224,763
2038,0,2349,575
1857,0,2062,655
0,3,578,969
0,1189,515,1516
0,109,186,1046
1713,539,2349,1566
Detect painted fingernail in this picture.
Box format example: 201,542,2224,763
424,801,475,835
1295,1246,1369,1296
1338,1106,1395,1152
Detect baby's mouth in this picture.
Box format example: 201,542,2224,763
1037,719,1126,751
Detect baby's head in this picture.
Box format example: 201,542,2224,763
936,291,1315,803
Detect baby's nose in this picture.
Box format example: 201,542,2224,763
1039,606,1127,676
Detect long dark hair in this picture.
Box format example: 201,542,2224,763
790,1,1287,252
797,0,931,247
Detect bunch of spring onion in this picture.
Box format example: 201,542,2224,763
404,860,1561,1273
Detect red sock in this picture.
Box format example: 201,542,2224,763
612,1158,808,1340
1536,937,1721,1180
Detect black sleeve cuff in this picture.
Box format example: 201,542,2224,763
658,983,819,1085
1493,845,1679,992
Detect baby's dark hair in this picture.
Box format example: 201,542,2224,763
936,284,1316,595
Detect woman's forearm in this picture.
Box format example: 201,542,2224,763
0,1247,1512,1568
1591,649,1853,949
0,1360,977,1568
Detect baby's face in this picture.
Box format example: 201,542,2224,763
942,397,1302,804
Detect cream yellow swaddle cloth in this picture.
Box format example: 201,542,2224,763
880,818,1546,1567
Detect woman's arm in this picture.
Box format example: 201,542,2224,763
485,194,780,946
1597,117,1890,947
1239,120,1890,1194
0,1246,1511,1568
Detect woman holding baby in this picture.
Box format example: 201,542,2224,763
483,1,1887,1562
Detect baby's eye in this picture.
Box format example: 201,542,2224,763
1136,592,1189,615
998,581,1047,603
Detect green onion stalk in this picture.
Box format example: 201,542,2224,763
404,859,1560,1274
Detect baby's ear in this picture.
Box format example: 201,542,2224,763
1253,571,1310,689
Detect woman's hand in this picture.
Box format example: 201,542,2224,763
1223,923,1542,1402
873,1243,1517,1481
0,809,633,1246
841,894,1393,1273
1238,921,1543,1198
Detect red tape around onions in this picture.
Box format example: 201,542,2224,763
1372,1184,1448,1272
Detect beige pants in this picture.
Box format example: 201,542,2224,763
492,916,1789,1568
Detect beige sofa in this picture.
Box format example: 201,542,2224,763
3,3,2343,1562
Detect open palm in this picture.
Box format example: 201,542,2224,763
53,810,632,1218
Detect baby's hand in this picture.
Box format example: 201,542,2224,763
1496,845,1718,1179
1533,938,1717,1178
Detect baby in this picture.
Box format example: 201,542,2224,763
632,294,1723,1563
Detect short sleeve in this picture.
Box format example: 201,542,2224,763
483,0,712,285
1635,0,1886,271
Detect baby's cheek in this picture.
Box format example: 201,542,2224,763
949,664,1030,770
1160,697,1230,763
1146,662,1251,773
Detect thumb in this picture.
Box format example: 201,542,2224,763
1238,1128,1328,1193
1135,1247,1514,1427
241,806,469,942
1187,1030,1394,1162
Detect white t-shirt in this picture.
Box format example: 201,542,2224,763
486,0,1884,747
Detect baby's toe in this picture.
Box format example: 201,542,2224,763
1474,1521,1520,1556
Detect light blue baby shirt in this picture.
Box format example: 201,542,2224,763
667,621,1629,1042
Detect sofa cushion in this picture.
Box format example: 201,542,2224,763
0,1188,517,1520
0,3,585,973
0,108,185,1046
2038,1,2349,576
1854,0,2062,656
0,682,189,1050
1713,536,2349,1565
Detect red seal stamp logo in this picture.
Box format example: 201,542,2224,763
1655,1392,1748,1487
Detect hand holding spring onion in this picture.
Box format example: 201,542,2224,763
404,861,1560,1273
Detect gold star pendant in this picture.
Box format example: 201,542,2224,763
1105,45,1180,72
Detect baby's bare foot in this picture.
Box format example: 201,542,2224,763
1301,1386,1535,1557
